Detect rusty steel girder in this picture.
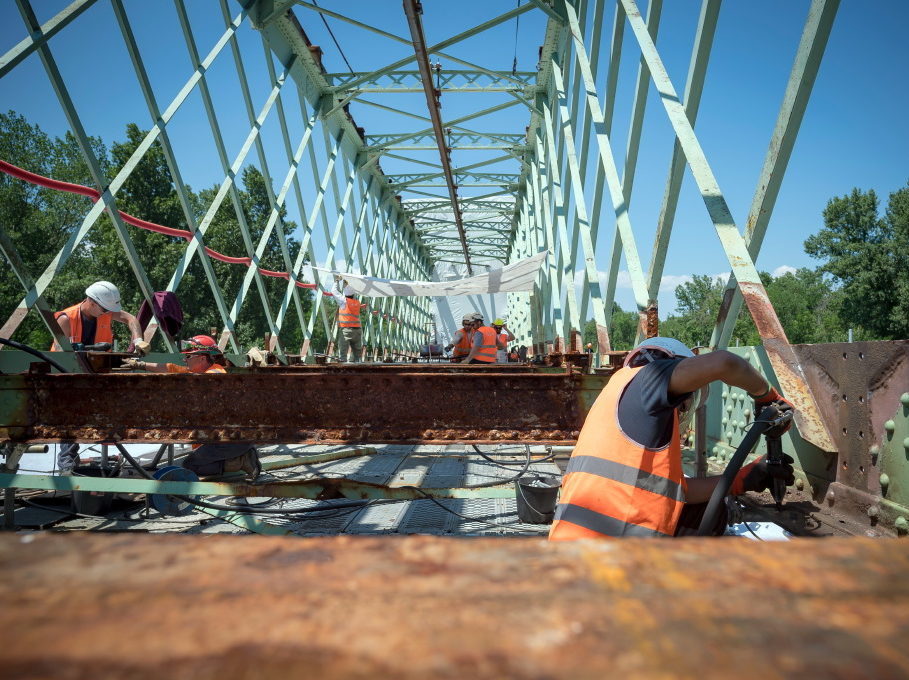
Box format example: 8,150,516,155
2,534,909,679
0,367,607,444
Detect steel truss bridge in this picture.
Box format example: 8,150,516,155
2,2,909,672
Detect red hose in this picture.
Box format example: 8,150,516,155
0,159,354,298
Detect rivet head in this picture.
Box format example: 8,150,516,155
826,490,835,502
795,478,805,491
722,417,729,426
904,437,909,451
743,409,751,419
901,393,909,406
885,420,896,435
895,516,909,535
880,473,890,488
722,390,729,400
870,445,880,455
712,446,720,455
726,430,734,441
867,505,880,518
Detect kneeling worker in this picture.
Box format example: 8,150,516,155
123,335,259,480
549,337,795,539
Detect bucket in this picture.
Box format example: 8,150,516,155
515,475,561,524
71,465,114,516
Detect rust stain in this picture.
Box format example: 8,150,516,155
2,370,608,444
1,534,908,679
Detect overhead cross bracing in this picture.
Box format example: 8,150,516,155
1,1,842,444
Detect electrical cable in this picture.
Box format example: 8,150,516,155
470,443,558,468
511,0,521,75
113,441,405,517
0,337,68,373
312,0,355,75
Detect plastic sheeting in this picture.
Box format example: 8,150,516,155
309,252,546,298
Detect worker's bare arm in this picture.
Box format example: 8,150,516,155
668,350,767,399
113,310,143,339
684,475,723,504
50,313,72,351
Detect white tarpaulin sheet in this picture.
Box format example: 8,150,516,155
309,251,547,298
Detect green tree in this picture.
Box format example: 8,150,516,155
583,303,638,351
805,184,909,339
0,111,103,347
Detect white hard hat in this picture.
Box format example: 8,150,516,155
624,336,693,367
470,312,484,322
343,286,355,296
85,281,122,312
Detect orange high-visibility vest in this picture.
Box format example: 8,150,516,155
452,328,474,358
339,298,363,327
51,303,113,349
472,325,498,363
549,365,688,540
166,363,227,374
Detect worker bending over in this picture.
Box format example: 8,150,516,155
332,279,364,363
492,318,514,363
444,314,476,362
462,313,505,364
124,335,259,481
123,334,226,374
51,280,150,355
549,337,795,539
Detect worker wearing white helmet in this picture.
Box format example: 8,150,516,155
50,281,150,356
550,336,797,540
444,313,477,362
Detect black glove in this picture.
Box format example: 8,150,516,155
734,453,795,494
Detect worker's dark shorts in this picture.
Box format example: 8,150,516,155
674,500,729,537
468,359,494,365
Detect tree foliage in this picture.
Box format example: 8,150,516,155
805,184,909,339
0,112,321,353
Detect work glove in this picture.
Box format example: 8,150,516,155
751,386,795,436
132,338,151,356
122,358,146,370
730,454,795,495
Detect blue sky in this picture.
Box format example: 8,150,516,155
1,1,907,317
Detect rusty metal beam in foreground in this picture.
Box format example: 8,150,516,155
0,369,605,443
2,534,908,679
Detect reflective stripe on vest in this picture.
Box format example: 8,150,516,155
473,326,498,362
548,365,687,540
339,298,363,327
51,303,113,350
452,329,474,358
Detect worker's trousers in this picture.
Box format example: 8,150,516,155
338,326,363,362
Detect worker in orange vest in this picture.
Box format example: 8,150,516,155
461,312,505,364
123,335,259,481
549,337,796,539
50,280,150,355
123,334,227,375
491,318,514,363
332,280,364,363
444,313,476,362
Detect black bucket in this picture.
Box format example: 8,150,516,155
515,475,561,524
71,465,114,516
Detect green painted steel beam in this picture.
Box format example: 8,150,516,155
0,0,96,78
646,0,721,314
619,0,836,453
711,0,840,349
0,473,517,500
